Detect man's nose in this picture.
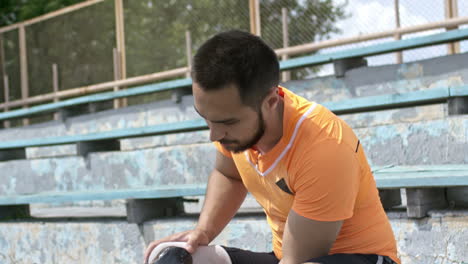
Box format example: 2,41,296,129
208,123,226,142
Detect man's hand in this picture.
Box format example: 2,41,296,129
143,229,211,264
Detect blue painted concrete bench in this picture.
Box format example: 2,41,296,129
0,86,466,221
0,165,466,222
1,29,467,222
0,86,466,161
373,165,468,217
0,184,206,223
1,28,467,123
373,165,468,189
279,27,468,72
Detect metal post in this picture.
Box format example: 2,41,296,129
249,0,261,36
0,34,6,123
112,48,122,109
255,0,261,36
19,25,29,125
171,30,193,103
281,8,291,82
114,0,127,107
249,0,256,35
0,34,5,82
452,0,460,53
185,30,192,78
394,0,403,63
3,75,10,128
445,0,460,54
52,64,59,120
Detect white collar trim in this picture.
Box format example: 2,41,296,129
245,102,317,177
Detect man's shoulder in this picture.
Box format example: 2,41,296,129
290,111,359,165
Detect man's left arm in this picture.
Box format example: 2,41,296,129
280,210,343,264
281,138,361,264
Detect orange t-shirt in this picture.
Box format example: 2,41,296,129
214,87,400,263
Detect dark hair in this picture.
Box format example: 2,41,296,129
192,30,280,109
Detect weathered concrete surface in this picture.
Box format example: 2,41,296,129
357,116,468,166
19,102,450,159
0,212,467,263
0,51,467,263
340,104,446,129
392,211,468,264
1,116,466,198
0,220,145,263
0,144,215,196
1,52,467,159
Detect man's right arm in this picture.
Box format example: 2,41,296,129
143,150,246,262
193,150,247,248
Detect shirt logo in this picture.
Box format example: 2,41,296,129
275,178,293,195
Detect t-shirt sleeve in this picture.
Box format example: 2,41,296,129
213,141,233,158
290,139,360,222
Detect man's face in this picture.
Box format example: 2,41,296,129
193,82,265,153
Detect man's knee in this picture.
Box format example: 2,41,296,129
148,242,231,264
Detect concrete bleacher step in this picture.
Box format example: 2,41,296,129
1,85,466,162
0,185,207,223
1,113,467,219
1,29,467,127
28,194,264,219
3,115,465,192
0,29,467,264
1,208,466,263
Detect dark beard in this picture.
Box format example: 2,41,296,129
220,110,266,153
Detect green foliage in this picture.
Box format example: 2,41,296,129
261,0,347,48
124,0,348,80
1,0,115,99
260,0,348,79
124,0,251,78
25,0,116,96
0,0,85,26
0,0,348,105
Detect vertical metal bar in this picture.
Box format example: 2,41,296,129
445,0,454,54
254,0,261,36
52,63,59,120
0,34,6,122
394,0,403,63
115,0,126,78
281,8,291,82
445,0,460,54
185,31,192,78
112,48,121,109
451,0,460,53
18,25,29,126
0,34,5,81
113,0,121,109
249,0,256,35
114,0,127,107
3,75,10,128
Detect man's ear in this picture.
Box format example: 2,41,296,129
263,87,280,111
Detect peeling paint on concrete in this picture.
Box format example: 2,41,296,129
0,47,467,264
356,116,468,166
390,213,468,264
27,144,77,159
397,63,424,80
0,222,145,263
0,213,466,263
2,53,467,145
1,115,467,196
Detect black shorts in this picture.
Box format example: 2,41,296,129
222,247,396,264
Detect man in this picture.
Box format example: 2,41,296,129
144,30,400,264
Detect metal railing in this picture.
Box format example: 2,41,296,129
0,0,466,128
